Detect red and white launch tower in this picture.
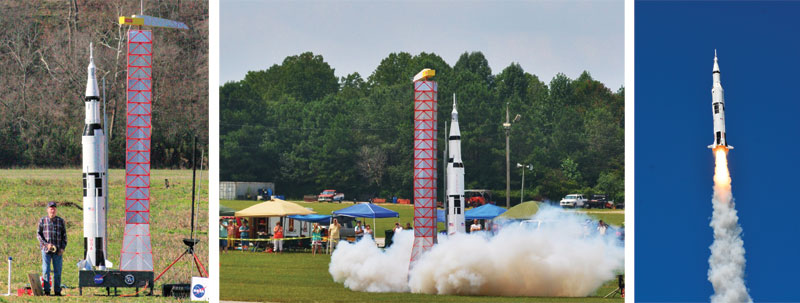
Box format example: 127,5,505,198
411,69,438,263
119,14,188,272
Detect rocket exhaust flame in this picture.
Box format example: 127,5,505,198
709,144,751,303
712,147,731,188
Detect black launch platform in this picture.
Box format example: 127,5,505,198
78,270,154,296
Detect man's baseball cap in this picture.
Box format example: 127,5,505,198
47,201,57,208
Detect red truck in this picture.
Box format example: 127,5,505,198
465,190,493,207
318,189,344,203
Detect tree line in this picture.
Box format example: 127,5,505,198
221,51,624,204
0,0,208,168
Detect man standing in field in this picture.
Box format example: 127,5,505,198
220,220,228,253
226,220,237,251
37,201,66,296
470,220,482,233
328,218,341,254
597,220,608,236
354,221,363,241
273,222,284,253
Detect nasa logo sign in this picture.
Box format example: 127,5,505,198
124,274,135,285
192,284,206,298
93,274,103,285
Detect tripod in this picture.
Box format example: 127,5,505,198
603,275,624,298
154,136,208,281
155,238,208,281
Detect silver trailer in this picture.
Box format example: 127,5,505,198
220,181,275,200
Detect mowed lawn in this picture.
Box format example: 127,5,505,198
220,200,625,302
220,253,624,302
0,169,208,300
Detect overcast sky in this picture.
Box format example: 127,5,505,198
221,0,623,89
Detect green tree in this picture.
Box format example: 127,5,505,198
219,51,624,202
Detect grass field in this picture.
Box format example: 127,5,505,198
0,169,208,300
220,253,623,302
220,200,624,302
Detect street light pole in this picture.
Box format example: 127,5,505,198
503,103,511,208
517,163,532,205
520,164,525,205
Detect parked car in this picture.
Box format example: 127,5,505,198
586,194,609,209
519,219,546,229
464,189,494,207
318,189,344,202
559,194,587,208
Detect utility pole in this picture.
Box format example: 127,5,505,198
520,165,524,205
503,103,511,208
517,163,532,205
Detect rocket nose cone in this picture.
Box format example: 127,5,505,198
87,43,97,76
85,65,99,98
85,42,99,98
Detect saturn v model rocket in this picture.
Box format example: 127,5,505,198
708,50,733,150
446,94,466,235
79,44,112,270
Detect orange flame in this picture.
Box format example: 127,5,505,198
713,147,731,189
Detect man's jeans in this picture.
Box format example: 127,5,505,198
41,251,62,293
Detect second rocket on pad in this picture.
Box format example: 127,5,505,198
447,94,466,235
708,50,733,150
79,44,111,270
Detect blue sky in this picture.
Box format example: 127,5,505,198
636,1,800,301
220,0,623,89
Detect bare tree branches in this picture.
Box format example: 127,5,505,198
0,1,208,168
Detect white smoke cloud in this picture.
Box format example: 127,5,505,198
329,205,624,297
708,187,752,303
329,232,413,292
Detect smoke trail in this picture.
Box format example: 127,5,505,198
329,206,624,296
329,232,413,292
708,148,751,303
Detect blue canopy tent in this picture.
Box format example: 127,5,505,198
329,203,399,252
332,202,400,231
437,209,445,223
287,214,332,224
287,214,332,239
465,203,507,220
437,205,506,232
332,203,400,219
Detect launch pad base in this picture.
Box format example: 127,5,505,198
78,270,153,296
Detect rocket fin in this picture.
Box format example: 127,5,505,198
77,260,90,271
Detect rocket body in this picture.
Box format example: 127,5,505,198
709,51,733,150
446,95,466,235
80,44,110,270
